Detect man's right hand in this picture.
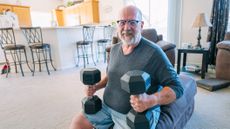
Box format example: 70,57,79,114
85,85,97,97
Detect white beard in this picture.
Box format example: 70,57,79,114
121,30,141,46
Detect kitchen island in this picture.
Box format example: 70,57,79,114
0,26,106,70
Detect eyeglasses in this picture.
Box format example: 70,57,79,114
116,20,141,27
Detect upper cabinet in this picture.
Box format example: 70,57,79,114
79,0,99,24
0,4,32,27
0,4,12,12
54,9,65,26
12,6,31,27
55,0,100,26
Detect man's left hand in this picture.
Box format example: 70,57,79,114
130,93,158,112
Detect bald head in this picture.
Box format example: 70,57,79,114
118,5,142,21
116,5,143,46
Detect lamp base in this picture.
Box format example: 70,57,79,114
195,27,202,49
195,43,202,49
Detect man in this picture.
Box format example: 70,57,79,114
70,5,183,129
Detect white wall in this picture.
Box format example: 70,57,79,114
179,0,213,64
98,0,124,24
24,0,62,27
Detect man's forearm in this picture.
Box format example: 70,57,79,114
149,87,176,106
95,75,108,90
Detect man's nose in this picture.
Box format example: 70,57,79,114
123,22,132,30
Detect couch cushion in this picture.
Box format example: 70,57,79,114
156,41,176,52
156,75,197,129
217,41,230,51
141,28,158,43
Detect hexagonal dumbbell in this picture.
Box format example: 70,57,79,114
80,68,102,114
120,70,151,129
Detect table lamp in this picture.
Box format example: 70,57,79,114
192,13,212,48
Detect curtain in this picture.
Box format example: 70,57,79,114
207,0,229,65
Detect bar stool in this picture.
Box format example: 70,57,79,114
75,26,96,68
21,27,56,76
0,27,32,77
96,25,114,63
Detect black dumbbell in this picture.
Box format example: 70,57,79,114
80,68,102,114
120,70,151,129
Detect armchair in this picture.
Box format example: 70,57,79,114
216,34,230,80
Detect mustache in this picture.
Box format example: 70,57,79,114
121,30,133,35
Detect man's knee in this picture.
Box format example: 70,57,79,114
70,112,93,129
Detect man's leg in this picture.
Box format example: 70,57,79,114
147,107,161,129
69,112,94,129
147,86,162,129
70,103,114,129
110,108,129,129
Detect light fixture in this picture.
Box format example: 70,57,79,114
192,13,212,48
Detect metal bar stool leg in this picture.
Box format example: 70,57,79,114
15,49,24,76
76,44,80,67
3,51,10,78
103,45,106,63
37,49,42,72
90,44,96,66
81,45,86,68
10,50,18,73
23,48,32,72
47,46,56,71
42,48,50,75
97,42,100,62
85,45,89,64
30,48,36,76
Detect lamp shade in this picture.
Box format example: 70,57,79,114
192,13,212,28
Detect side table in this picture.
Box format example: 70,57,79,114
177,48,209,79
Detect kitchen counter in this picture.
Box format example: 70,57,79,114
0,26,106,69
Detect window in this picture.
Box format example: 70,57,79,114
126,0,168,39
227,6,230,31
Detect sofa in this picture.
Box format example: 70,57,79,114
106,28,197,129
156,74,196,129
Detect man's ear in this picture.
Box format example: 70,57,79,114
141,21,144,29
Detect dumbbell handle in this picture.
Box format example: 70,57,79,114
86,85,97,96
131,94,146,113
131,94,160,112
87,95,94,99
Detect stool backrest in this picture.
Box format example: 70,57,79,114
103,26,114,41
21,27,43,45
0,27,16,49
82,26,95,42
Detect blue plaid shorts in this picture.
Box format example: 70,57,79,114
83,102,161,129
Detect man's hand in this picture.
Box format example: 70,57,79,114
130,93,158,112
84,75,108,97
85,85,97,97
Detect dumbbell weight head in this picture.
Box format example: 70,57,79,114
80,68,101,85
80,68,102,114
120,70,151,129
126,109,149,129
120,70,151,95
81,96,102,114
